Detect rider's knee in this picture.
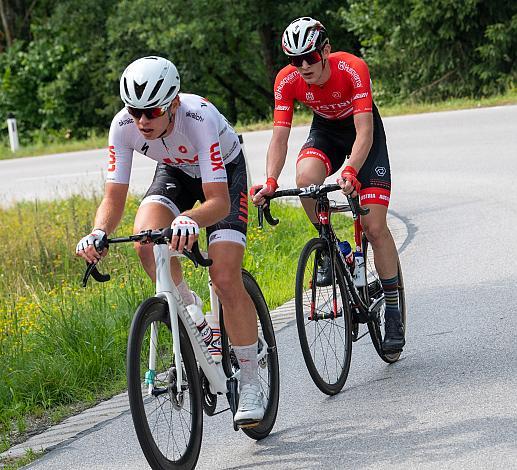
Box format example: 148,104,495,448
210,269,240,302
296,170,317,188
362,222,390,245
134,242,153,262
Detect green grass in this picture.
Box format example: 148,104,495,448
0,193,353,452
0,133,107,160
1,449,44,469
1,88,515,159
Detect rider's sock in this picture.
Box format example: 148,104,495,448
381,275,400,321
233,341,259,388
176,280,195,305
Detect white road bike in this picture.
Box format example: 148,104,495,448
83,228,279,470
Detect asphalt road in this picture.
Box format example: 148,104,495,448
5,105,517,469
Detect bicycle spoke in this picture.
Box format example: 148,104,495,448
295,240,353,394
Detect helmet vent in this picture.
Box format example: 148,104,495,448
164,85,177,101
148,79,163,101
123,78,130,99
134,81,147,100
301,29,311,47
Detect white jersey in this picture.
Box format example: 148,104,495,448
107,93,241,184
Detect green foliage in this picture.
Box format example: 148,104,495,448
0,0,515,144
338,0,517,104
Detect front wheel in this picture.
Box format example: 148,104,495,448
220,269,280,440
127,297,203,470
363,236,407,364
295,238,353,395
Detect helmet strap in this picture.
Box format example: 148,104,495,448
315,51,328,85
158,107,175,138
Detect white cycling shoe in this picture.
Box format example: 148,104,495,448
234,384,265,428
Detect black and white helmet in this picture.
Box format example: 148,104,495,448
120,56,180,109
282,17,328,56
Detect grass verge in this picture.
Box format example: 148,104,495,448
1,89,516,159
0,194,353,455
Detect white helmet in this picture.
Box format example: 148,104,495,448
282,17,328,56
120,56,180,109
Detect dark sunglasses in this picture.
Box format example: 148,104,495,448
127,106,167,119
289,50,322,67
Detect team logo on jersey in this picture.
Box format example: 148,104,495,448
306,92,315,101
210,142,224,171
375,166,387,177
275,71,298,101
118,117,133,127
338,61,362,88
108,146,116,172
332,91,341,99
275,105,290,111
178,146,187,153
186,111,204,122
353,92,368,101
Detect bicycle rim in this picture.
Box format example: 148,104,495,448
127,297,203,470
221,269,280,440
363,237,407,363
295,238,352,395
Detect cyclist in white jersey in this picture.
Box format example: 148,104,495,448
75,56,264,426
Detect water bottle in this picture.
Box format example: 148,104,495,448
186,304,213,347
338,240,355,269
352,249,366,287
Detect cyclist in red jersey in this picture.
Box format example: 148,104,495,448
252,17,404,352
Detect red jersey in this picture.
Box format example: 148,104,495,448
273,51,373,127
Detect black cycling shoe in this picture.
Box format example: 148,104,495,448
382,317,405,352
315,253,332,287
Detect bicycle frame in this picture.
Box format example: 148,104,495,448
324,202,385,320
259,184,384,321
150,243,269,398
152,243,229,396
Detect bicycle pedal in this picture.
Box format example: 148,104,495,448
237,420,261,429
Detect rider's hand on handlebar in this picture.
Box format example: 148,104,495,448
169,215,199,253
75,229,108,264
250,177,279,206
337,165,361,198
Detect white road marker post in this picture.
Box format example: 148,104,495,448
7,113,19,152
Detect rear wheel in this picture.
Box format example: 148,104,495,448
220,269,279,440
363,236,407,363
295,238,353,395
127,297,203,470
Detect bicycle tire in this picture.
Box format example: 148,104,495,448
127,297,203,470
295,238,353,395
363,236,407,364
220,269,280,440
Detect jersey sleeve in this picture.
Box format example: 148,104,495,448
107,116,134,184
349,57,373,115
273,67,296,127
194,110,228,184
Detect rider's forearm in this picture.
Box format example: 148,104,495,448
266,139,288,180
182,195,230,228
347,129,373,172
93,196,125,235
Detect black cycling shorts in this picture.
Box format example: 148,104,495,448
141,150,248,246
299,104,391,206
